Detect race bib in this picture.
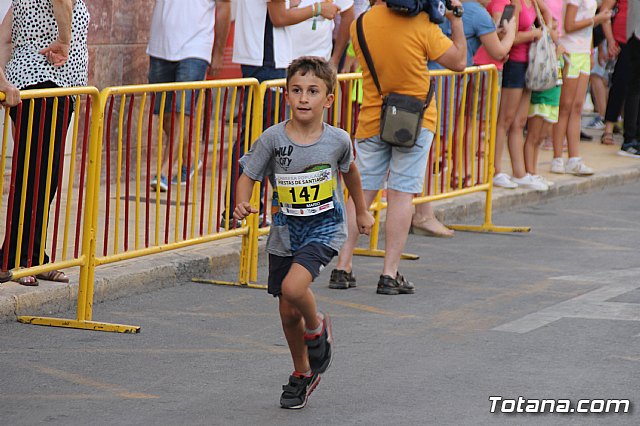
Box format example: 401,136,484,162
275,168,334,216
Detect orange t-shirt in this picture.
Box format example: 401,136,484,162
350,6,453,138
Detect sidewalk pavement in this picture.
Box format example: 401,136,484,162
0,126,638,323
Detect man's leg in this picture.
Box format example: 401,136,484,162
334,189,378,273
381,189,413,278
173,58,209,179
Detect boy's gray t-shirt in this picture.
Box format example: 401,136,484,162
240,121,354,256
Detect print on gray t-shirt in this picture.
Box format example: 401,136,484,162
240,121,354,256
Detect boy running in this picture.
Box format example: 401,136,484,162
233,57,374,409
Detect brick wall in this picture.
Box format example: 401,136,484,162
86,0,154,88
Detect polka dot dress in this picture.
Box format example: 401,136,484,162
5,0,90,90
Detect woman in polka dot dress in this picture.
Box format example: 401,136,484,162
0,0,89,286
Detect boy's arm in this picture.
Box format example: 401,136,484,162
233,174,259,221
342,162,374,235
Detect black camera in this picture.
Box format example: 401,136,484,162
386,0,463,24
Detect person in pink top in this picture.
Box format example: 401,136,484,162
492,0,553,190
473,0,512,71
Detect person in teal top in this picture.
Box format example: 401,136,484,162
523,20,565,190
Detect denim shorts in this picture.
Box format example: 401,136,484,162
148,56,209,115
502,60,528,89
267,243,337,297
355,128,434,194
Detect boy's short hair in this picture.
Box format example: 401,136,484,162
286,56,337,94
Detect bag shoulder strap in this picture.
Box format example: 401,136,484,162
532,0,547,30
356,13,383,96
355,12,436,108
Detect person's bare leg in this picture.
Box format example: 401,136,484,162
553,67,577,159
412,202,454,237
495,88,524,175
281,263,320,331
590,74,607,118
524,116,544,174
567,73,590,158
334,189,378,273
507,89,532,178
160,115,182,178
381,189,413,277
279,297,311,373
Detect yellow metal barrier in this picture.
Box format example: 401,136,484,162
6,67,527,333
93,79,263,321
0,87,139,331
354,66,529,260
11,79,263,332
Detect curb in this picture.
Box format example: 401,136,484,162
0,241,242,323
1,165,639,323
430,166,640,225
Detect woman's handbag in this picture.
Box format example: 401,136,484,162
356,13,434,147
525,0,558,91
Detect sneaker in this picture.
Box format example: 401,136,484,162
531,174,554,187
304,312,333,374
510,173,549,191
580,131,593,141
376,272,415,295
329,269,356,289
618,141,640,158
550,158,565,174
585,116,605,130
280,372,321,409
492,172,518,189
150,174,168,192
565,157,594,176
172,160,203,185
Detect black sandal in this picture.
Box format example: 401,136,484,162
600,132,615,145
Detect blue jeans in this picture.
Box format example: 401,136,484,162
148,56,209,115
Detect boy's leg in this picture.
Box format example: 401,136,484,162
281,263,320,335
279,295,310,374
524,116,543,174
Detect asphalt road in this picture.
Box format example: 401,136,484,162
1,182,639,426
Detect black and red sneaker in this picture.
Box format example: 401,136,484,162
304,311,333,374
280,372,321,409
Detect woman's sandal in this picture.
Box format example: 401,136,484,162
411,216,455,238
13,273,38,286
600,132,615,145
35,270,69,283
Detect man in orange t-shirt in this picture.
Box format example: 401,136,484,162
330,0,467,295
